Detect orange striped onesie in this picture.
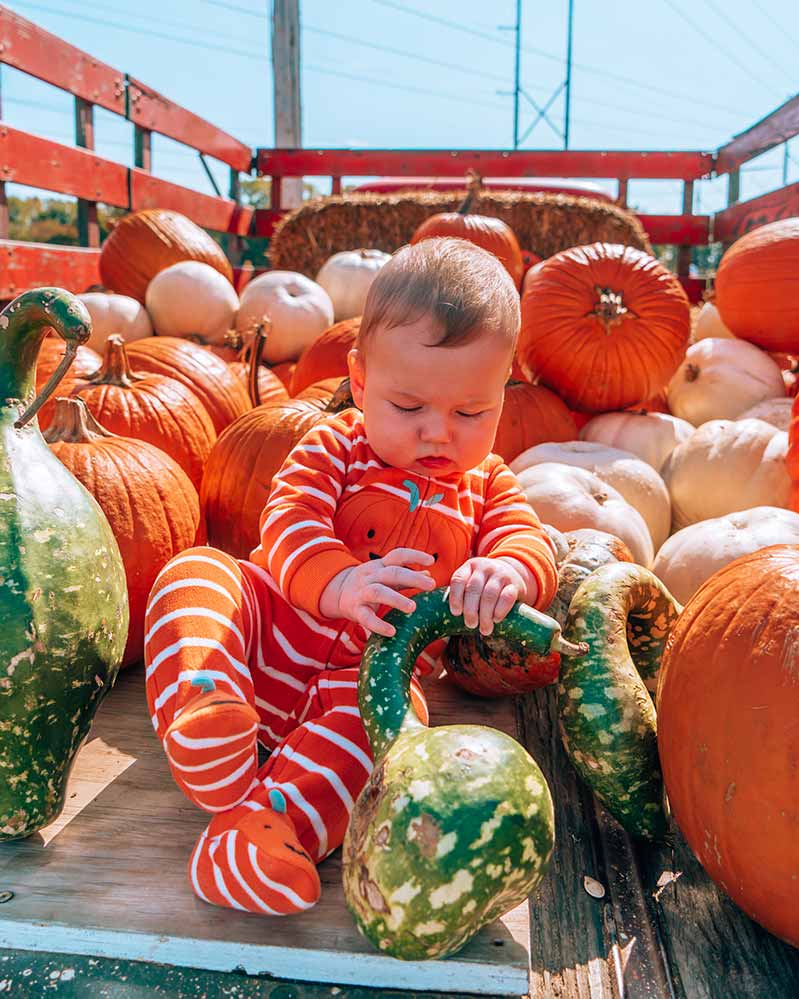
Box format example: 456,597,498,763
144,408,557,916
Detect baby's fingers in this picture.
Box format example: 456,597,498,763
363,584,416,615
448,563,473,617
357,606,396,638
373,565,436,592
381,548,436,569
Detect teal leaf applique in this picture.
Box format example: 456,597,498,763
424,493,445,507
403,479,421,512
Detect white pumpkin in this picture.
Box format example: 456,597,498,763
77,292,153,353
661,418,790,531
580,411,694,472
738,397,792,432
514,462,654,567
653,506,799,605
236,270,335,364
666,338,784,426
145,260,239,346
316,249,390,321
510,440,671,550
693,301,734,341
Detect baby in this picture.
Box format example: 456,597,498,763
144,237,558,916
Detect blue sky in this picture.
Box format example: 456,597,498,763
3,0,798,216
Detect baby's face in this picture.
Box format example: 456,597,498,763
348,314,512,476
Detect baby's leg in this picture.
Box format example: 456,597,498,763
187,669,430,915
145,547,262,812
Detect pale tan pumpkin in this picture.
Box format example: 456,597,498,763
738,397,791,432
579,410,694,472
510,440,670,550
652,506,799,605
514,462,654,566
666,338,785,426
145,260,240,346
77,292,153,354
315,249,390,321
692,301,734,341
661,419,790,530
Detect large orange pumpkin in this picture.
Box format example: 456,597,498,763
201,388,353,559
290,317,361,396
715,218,799,352
410,173,524,289
71,336,217,491
36,337,101,430
45,398,201,668
518,243,690,412
126,336,251,433
657,545,799,947
788,394,799,511
99,209,234,304
492,381,577,464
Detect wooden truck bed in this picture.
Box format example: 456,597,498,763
0,666,797,998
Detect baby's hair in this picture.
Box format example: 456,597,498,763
356,237,520,353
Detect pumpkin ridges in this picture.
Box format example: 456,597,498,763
290,317,361,396
492,381,577,464
657,545,799,945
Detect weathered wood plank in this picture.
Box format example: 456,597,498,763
716,93,799,174
0,666,532,997
129,169,254,234
0,240,100,298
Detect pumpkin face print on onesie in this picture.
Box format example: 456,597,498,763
334,476,470,590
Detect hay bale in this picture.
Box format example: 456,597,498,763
269,189,653,277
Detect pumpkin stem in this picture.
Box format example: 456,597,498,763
457,169,483,215
591,287,630,333
327,377,356,413
684,362,701,383
43,396,117,444
88,335,145,387
248,321,270,407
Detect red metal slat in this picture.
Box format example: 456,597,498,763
256,148,715,181
252,208,283,238
716,94,799,174
0,126,129,205
0,6,125,114
127,77,251,172
130,169,254,234
713,181,799,243
638,214,710,246
0,240,100,298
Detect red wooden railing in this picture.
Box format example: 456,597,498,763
0,5,797,305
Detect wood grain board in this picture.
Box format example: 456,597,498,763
0,666,532,997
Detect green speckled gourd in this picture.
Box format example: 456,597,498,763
0,288,128,840
558,562,681,840
343,588,579,961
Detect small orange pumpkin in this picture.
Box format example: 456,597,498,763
36,337,101,430
715,218,799,352
45,398,201,668
71,336,216,490
290,318,361,396
518,243,690,412
410,172,524,289
492,381,577,464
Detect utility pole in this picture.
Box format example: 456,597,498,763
501,1,576,149
564,0,574,148
272,0,302,208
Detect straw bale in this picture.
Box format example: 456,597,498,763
269,189,653,277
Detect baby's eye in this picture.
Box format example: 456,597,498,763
392,402,422,413
457,410,488,419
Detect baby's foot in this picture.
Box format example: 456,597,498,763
189,790,321,915
163,680,258,812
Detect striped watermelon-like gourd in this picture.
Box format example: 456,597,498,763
343,588,584,960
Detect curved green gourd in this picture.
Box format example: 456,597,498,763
343,588,581,960
0,288,128,840
559,562,682,841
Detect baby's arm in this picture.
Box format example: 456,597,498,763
251,419,362,616
449,460,558,634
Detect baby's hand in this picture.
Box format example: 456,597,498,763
448,557,529,636
319,548,436,638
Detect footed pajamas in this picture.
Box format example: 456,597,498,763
144,408,558,915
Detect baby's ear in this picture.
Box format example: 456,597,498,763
347,348,366,407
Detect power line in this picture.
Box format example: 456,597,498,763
303,24,509,85
660,0,781,97
749,0,799,50
195,0,266,18
366,0,748,118
703,0,793,81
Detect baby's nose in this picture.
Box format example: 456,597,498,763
420,415,451,443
